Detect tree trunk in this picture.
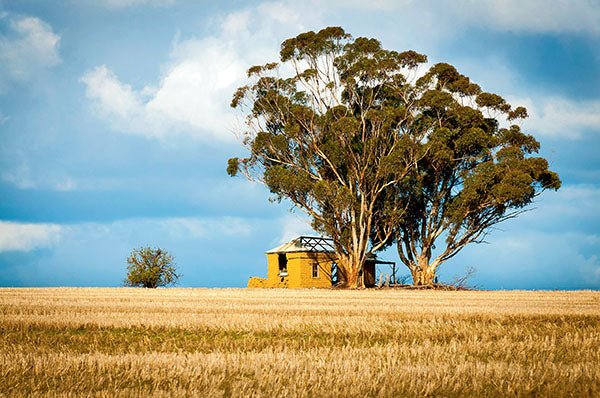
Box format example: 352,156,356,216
336,253,364,289
410,267,436,286
410,256,436,286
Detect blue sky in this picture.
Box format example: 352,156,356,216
0,0,599,289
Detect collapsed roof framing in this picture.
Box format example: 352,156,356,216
296,236,335,252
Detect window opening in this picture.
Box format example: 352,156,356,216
278,254,288,278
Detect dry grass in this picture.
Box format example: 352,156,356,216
1,288,599,397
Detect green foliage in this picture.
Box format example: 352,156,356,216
228,26,560,287
382,62,561,284
124,247,180,288
226,157,240,177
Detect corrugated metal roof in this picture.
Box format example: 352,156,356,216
266,236,335,253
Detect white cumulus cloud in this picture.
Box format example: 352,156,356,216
145,37,246,140
81,2,319,141
80,65,165,137
0,221,62,252
81,38,245,141
0,15,60,88
517,97,600,139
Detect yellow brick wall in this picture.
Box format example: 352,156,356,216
248,251,336,288
286,252,334,288
266,253,281,281
246,253,288,288
247,277,268,288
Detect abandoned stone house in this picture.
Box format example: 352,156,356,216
247,236,395,288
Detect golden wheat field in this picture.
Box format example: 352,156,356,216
1,288,599,397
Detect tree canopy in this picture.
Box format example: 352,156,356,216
374,63,561,285
228,27,560,287
124,247,181,288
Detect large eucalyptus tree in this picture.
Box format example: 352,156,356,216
228,27,423,287
371,63,562,285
